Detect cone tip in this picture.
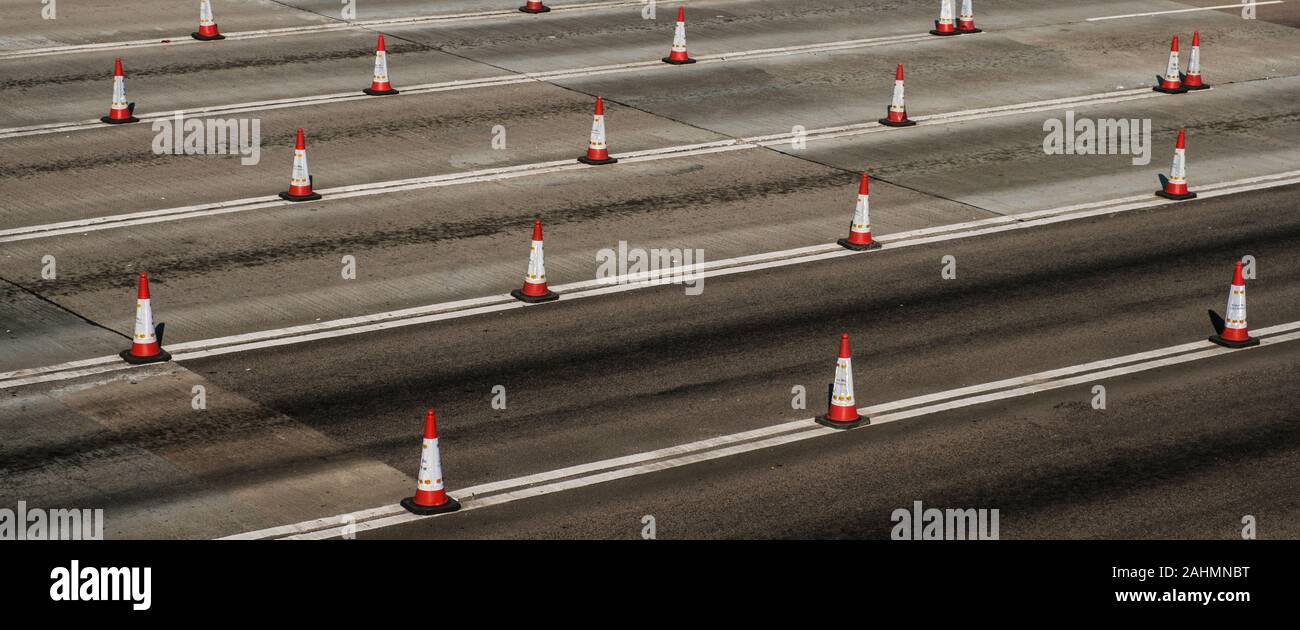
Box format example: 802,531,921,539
1175,127,1185,149
137,271,150,299
677,5,685,21
838,332,851,357
114,57,123,76
1192,31,1200,46
858,172,870,195
594,96,604,115
1171,34,1179,51
895,64,904,80
423,409,438,439
295,127,305,149
532,219,543,240
377,32,386,51
1233,259,1245,284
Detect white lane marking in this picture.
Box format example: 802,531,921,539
219,420,814,540
0,32,938,140
1088,1,1284,21
0,0,652,60
5,169,1300,391
0,87,1172,242
256,326,1300,539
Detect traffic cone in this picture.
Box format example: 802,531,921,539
837,173,882,251
577,96,617,165
279,128,322,202
119,272,171,365
519,0,551,13
930,0,959,36
1182,31,1209,90
362,33,399,96
816,333,867,430
511,220,560,303
1154,35,1188,94
1209,260,1259,348
1156,128,1196,200
956,0,981,34
662,6,696,65
878,64,916,127
400,410,462,515
191,0,224,41
100,58,138,125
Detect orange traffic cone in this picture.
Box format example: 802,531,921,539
956,0,981,33
1209,260,1259,348
362,33,399,96
400,410,462,515
519,0,551,13
280,128,322,202
120,272,171,364
662,6,696,65
931,0,959,36
1182,32,1209,90
1154,35,1188,94
1156,128,1196,200
838,173,882,251
511,220,559,303
577,96,617,165
817,333,867,429
879,64,916,127
101,58,139,125
192,0,224,41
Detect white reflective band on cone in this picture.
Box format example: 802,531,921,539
134,299,156,343
416,437,445,492
589,115,607,149
526,239,547,284
832,357,856,406
1225,285,1247,329
851,194,871,233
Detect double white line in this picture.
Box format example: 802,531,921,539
223,320,1300,539
5,167,1299,392
0,86,1170,243
0,30,944,140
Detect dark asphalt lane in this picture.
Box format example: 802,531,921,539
372,337,1300,539
5,180,1295,538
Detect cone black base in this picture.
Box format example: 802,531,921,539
929,30,960,36
816,415,869,430
578,155,618,165
662,57,697,65
511,288,559,303
837,238,882,251
957,28,982,34
191,32,225,41
1208,334,1259,349
1155,190,1197,201
101,115,139,124
519,5,551,13
1153,85,1189,94
279,191,322,202
120,348,172,365
363,87,400,96
878,117,916,128
1184,84,1211,91
400,496,462,515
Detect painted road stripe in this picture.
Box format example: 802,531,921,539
1088,1,1284,21
4,169,1299,391
0,0,655,61
228,324,1300,539
0,32,939,140
0,86,1172,242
